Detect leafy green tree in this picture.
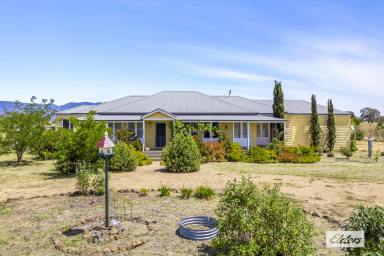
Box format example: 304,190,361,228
54,112,106,174
326,99,336,153
0,97,55,162
309,95,321,150
360,107,381,123
272,80,285,140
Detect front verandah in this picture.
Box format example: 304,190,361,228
107,120,285,151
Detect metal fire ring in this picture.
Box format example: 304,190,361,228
178,216,218,240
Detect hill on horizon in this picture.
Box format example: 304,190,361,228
0,101,100,114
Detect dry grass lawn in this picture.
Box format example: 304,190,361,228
1,151,384,255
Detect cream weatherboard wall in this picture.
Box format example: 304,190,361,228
285,114,351,150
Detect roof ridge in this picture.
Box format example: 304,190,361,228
209,95,257,112
98,95,148,112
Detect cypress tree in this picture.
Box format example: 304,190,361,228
326,99,336,153
309,95,321,150
272,80,285,140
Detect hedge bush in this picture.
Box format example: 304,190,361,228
200,141,226,162
245,146,277,163
162,133,201,173
137,150,152,166
110,142,138,171
54,112,106,174
213,177,316,255
76,161,105,195
226,142,246,162
278,146,320,163
344,205,384,255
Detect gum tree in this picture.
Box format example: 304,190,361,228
0,97,55,163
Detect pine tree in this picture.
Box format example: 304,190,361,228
309,95,321,150
326,99,336,153
272,80,285,141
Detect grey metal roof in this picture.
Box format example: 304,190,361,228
177,114,285,122
58,91,348,116
254,99,347,114
77,114,284,122
78,115,141,121
58,95,145,114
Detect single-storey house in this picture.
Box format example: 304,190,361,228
57,91,351,151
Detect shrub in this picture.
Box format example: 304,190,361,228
212,177,316,255
373,152,380,162
200,141,226,162
381,152,384,157
267,138,285,154
139,188,149,196
76,161,105,195
162,133,201,173
355,130,364,141
180,187,193,199
110,142,138,171
116,129,143,151
54,112,106,174
136,150,152,166
245,147,277,163
226,142,246,162
194,185,215,200
350,131,358,152
341,147,353,159
158,185,172,197
277,151,299,162
278,146,321,163
344,205,384,255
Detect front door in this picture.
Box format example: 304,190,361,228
155,123,166,147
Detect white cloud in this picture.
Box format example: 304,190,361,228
173,37,384,113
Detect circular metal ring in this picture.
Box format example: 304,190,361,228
178,216,218,240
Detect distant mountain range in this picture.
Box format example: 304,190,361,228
0,101,100,114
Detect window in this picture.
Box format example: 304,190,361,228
234,122,248,138
242,123,248,138
257,123,269,137
234,123,241,138
136,122,143,138
115,122,122,130
128,122,135,133
212,122,219,138
63,119,70,129
203,122,210,138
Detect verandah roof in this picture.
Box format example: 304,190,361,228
78,114,285,122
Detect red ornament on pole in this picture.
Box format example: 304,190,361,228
97,131,115,156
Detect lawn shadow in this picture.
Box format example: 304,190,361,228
153,167,170,173
39,169,75,180
0,160,33,167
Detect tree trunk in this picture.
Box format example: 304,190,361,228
16,151,23,163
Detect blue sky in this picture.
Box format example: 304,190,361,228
0,0,383,114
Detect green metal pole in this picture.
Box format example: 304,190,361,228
105,156,110,228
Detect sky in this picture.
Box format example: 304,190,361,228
0,0,383,114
